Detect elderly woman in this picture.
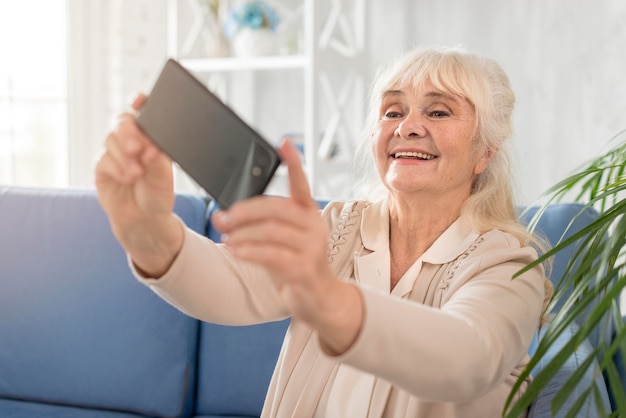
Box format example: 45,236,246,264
95,46,549,417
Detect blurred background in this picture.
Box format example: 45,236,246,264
1,0,625,203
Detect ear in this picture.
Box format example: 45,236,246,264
473,147,496,175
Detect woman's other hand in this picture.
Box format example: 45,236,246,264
95,94,183,277
212,140,364,355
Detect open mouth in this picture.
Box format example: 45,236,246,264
392,151,436,160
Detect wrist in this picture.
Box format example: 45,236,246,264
115,214,185,278
316,282,364,356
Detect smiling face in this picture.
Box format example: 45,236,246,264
372,83,493,204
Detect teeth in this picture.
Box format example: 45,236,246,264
393,151,435,160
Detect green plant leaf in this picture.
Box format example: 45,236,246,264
504,131,626,417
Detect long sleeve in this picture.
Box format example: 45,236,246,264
133,223,289,325
332,230,544,403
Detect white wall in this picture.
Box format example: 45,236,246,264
102,0,626,204
367,0,626,204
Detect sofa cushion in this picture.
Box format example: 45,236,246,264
528,323,612,417
0,399,144,418
194,320,289,417
0,187,207,418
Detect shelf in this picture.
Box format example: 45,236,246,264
179,55,308,73
169,0,367,198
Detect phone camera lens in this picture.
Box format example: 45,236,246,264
252,166,262,177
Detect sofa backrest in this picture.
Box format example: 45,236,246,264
194,320,290,417
519,203,612,348
521,203,614,416
198,200,289,416
0,187,207,418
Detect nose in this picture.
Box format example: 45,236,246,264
394,111,426,139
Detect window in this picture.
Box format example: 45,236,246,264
0,0,68,187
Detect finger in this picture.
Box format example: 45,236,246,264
140,141,167,165
131,93,147,111
116,113,163,162
118,100,169,169
212,196,310,234
140,144,174,191
117,113,151,147
222,217,312,252
103,132,143,181
106,112,159,178
278,140,316,209
95,148,136,185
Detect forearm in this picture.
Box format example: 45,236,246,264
329,277,542,403
314,281,365,356
328,288,502,402
134,226,290,325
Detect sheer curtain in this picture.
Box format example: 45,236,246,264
70,0,169,188
0,0,168,189
64,0,118,188
0,0,68,187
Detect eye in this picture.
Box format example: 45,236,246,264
381,103,405,120
383,110,403,119
429,109,450,118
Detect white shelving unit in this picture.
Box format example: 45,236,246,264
167,0,367,199
179,55,308,72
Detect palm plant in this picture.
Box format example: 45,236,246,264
504,130,626,417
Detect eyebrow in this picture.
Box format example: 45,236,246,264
381,89,461,103
381,89,404,99
424,91,462,103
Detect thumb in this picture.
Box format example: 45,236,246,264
278,140,316,209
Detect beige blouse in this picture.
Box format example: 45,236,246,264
135,199,545,418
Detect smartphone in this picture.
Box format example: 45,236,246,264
136,58,281,208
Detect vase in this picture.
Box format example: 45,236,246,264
231,28,280,57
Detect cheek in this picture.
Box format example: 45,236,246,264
371,121,396,149
371,127,385,156
370,130,389,176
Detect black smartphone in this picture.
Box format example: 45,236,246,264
136,58,281,208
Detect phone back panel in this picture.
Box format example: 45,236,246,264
136,59,280,208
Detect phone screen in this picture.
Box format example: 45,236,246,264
136,59,281,208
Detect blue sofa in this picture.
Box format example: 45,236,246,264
0,186,622,417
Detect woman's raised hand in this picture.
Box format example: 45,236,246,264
95,94,183,277
212,140,364,354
